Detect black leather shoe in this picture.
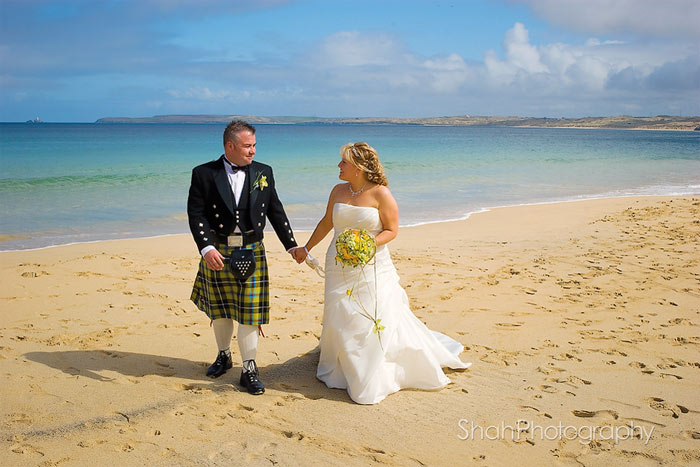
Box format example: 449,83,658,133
206,350,232,378
240,360,265,395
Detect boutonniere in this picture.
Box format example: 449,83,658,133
251,171,268,192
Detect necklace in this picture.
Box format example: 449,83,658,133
348,182,367,197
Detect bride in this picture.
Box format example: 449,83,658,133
292,142,470,404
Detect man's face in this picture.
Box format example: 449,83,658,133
225,131,256,166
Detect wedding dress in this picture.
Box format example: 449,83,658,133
317,203,471,404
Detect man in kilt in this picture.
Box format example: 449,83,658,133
188,120,298,395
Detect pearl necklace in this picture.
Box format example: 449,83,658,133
348,182,367,197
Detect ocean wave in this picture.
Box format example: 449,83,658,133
0,172,187,191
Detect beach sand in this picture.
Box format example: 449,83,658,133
1,196,698,466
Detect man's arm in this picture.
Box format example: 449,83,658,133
264,168,298,251
187,168,216,252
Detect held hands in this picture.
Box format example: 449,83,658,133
206,247,308,270
290,247,308,264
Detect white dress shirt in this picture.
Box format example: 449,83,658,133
200,160,294,258
200,159,245,257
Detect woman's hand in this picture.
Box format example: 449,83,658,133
291,247,308,264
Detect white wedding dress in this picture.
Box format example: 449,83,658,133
317,203,471,404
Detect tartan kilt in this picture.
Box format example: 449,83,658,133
190,241,270,325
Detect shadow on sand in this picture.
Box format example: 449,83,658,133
24,346,353,403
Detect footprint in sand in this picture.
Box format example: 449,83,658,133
517,405,553,419
601,348,628,357
647,397,689,418
539,362,568,375
572,409,619,420
551,353,582,362
549,375,592,388
282,431,305,440
494,322,524,329
8,412,33,425
659,372,683,380
10,443,45,457
178,383,209,394
20,270,49,278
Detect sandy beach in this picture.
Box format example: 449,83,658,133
1,196,698,466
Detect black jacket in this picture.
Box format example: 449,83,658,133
187,156,297,252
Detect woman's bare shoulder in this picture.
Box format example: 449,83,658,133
329,183,348,197
373,185,395,201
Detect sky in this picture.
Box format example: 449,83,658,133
1,0,699,122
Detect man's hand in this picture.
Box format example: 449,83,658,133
290,247,307,264
204,249,225,271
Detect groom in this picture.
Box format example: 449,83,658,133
188,120,298,395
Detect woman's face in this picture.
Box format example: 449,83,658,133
338,156,355,181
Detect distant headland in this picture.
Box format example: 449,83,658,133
95,114,700,131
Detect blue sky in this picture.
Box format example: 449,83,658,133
1,0,699,122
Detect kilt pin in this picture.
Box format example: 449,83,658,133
188,156,297,325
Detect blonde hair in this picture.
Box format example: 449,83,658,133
341,142,388,186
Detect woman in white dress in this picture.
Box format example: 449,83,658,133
292,142,470,404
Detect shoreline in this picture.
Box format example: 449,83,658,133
9,123,700,132
3,191,700,253
7,116,700,132
1,195,698,465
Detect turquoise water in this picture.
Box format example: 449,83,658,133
1,123,699,250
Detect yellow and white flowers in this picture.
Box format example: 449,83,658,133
251,172,268,192
335,228,385,346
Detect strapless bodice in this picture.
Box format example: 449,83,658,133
331,203,382,236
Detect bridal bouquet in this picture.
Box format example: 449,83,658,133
335,229,385,347
335,228,376,267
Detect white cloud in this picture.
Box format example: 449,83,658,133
307,31,470,93
511,0,700,38
167,87,244,100
316,31,410,67
422,54,471,92
479,22,697,97
144,23,700,117
504,22,548,73
277,22,698,116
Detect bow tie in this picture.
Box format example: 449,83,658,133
229,164,249,174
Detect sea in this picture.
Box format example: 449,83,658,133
1,122,699,251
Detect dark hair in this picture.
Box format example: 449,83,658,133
223,120,256,147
